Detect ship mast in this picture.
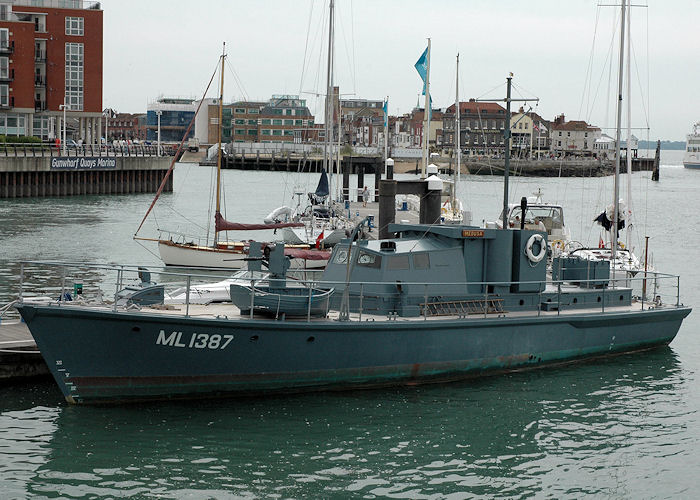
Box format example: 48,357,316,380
214,44,226,246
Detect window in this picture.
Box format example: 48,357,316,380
558,131,562,137
413,253,430,270
248,129,257,135
285,109,292,115
65,17,84,36
387,255,409,270
261,129,271,136
284,119,294,125
247,119,256,125
284,130,293,136
357,251,382,268
0,5,7,21
235,129,245,135
272,119,282,125
0,84,8,106
295,119,303,126
272,129,282,136
0,57,7,79
248,108,259,114
65,42,83,111
0,28,7,49
567,132,570,137
234,108,245,114
261,119,270,125
234,119,245,125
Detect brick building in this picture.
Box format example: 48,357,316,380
196,95,315,145
443,99,507,155
0,0,103,141
105,112,146,142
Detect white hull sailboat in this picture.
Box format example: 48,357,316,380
135,48,330,270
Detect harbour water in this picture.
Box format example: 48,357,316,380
1,151,698,498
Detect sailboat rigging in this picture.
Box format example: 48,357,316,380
270,0,355,248
134,46,329,269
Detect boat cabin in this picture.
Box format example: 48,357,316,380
322,224,550,316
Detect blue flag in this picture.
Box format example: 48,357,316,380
383,99,388,127
415,47,428,94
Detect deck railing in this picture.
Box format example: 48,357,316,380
0,143,178,158
14,261,684,323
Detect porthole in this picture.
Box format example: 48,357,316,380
307,336,315,343
250,335,259,342
597,296,602,302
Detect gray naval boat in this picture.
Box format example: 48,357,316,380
14,221,691,404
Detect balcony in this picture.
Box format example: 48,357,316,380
34,75,46,88
35,50,46,62
0,96,15,110
0,69,13,82
0,41,14,55
12,1,102,10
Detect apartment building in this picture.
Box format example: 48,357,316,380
0,0,103,141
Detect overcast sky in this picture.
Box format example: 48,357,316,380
102,0,698,141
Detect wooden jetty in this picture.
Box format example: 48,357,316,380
0,320,48,381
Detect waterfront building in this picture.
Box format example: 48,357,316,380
105,112,146,142
593,133,615,159
256,95,315,144
550,114,601,157
0,0,103,142
194,95,316,146
146,97,195,143
443,99,507,155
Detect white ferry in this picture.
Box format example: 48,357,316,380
684,122,700,169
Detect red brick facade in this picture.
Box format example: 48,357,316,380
0,1,102,140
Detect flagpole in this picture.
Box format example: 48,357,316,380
422,38,431,179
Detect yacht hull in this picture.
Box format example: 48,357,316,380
17,304,690,404
158,241,327,270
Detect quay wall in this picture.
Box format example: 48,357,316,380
0,156,173,199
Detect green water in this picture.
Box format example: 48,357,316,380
1,157,699,498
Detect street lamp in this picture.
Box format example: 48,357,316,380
102,108,116,150
58,97,68,156
155,109,162,157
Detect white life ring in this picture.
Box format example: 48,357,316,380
525,234,547,263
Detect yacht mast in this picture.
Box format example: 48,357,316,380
612,0,626,260
454,53,460,214
625,0,633,254
421,38,431,178
324,0,335,200
214,44,226,246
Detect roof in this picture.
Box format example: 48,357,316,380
552,120,600,132
445,101,506,115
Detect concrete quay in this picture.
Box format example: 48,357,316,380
0,154,174,198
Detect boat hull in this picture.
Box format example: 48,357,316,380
158,241,326,270
683,162,700,169
16,304,690,404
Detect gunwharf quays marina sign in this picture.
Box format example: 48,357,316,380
50,157,118,170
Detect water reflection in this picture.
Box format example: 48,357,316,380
14,348,691,499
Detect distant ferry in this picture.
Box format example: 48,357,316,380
684,122,700,169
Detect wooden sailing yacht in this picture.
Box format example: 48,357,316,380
134,47,330,269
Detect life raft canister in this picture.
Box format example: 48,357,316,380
525,233,547,263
